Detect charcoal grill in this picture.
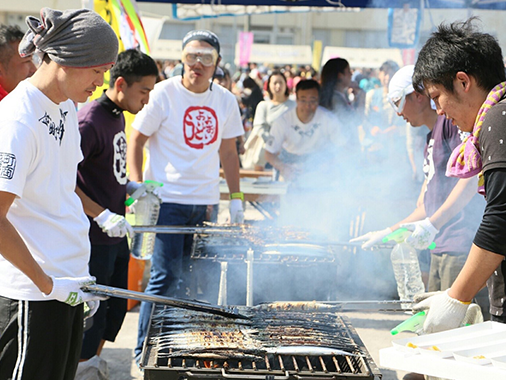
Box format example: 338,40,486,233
190,229,356,306
140,303,382,380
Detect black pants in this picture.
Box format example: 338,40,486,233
80,240,129,359
0,297,83,380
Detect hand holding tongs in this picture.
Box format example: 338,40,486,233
82,284,250,320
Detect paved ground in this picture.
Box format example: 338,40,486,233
99,201,415,380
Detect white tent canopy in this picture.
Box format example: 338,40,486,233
321,46,404,69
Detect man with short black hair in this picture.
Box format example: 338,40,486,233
352,64,488,320
412,19,506,334
0,24,36,100
76,49,158,365
0,8,118,379
128,29,244,362
265,79,345,181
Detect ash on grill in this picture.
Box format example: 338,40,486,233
141,303,381,380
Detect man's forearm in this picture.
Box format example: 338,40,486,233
265,151,284,172
430,176,478,230
127,132,147,183
449,244,504,302
221,150,241,194
76,185,105,219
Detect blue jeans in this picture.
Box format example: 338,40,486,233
135,202,207,359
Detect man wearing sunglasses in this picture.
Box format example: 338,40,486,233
127,29,244,363
351,65,488,320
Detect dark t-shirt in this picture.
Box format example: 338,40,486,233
473,97,506,316
474,97,506,255
77,94,127,245
423,116,485,255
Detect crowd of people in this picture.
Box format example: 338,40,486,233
1,7,506,380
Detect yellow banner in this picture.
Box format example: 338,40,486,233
312,40,322,72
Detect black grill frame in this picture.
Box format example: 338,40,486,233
140,304,382,380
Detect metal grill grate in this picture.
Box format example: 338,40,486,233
141,304,382,380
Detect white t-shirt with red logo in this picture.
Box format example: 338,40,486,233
132,76,244,204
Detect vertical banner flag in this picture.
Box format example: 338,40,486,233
238,31,254,68
94,0,150,54
312,40,322,71
93,0,151,139
387,3,421,49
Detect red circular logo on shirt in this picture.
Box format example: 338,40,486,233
183,106,219,149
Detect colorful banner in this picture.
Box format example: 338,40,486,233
238,31,254,67
92,0,151,100
93,0,151,137
312,40,322,71
94,0,150,54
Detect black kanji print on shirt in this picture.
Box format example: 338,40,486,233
39,109,68,145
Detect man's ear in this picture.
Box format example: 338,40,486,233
414,91,425,103
114,76,127,92
455,71,472,92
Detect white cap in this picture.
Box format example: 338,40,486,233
388,65,415,102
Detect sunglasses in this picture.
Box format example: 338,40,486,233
182,47,218,67
389,84,414,113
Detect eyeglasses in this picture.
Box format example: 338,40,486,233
182,47,218,67
297,99,319,106
388,84,414,113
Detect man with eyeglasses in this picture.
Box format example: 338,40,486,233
128,29,244,364
265,79,345,181
351,65,488,322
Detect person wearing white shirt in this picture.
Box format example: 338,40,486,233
127,30,244,362
0,8,117,379
265,79,345,181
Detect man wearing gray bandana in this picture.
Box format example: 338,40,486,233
0,8,118,380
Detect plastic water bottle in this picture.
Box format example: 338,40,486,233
125,180,163,260
390,242,425,309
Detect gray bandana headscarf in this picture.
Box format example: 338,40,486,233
19,8,119,68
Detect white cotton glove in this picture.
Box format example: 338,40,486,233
44,276,106,306
412,291,442,309
83,300,101,320
229,199,244,224
94,209,134,238
401,217,439,250
349,227,392,249
414,289,470,334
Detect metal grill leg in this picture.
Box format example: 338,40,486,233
246,248,254,306
217,261,228,306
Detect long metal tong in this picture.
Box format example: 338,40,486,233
254,300,413,312
132,225,245,235
131,225,393,250
82,284,250,320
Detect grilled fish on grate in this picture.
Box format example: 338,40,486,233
148,305,363,360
